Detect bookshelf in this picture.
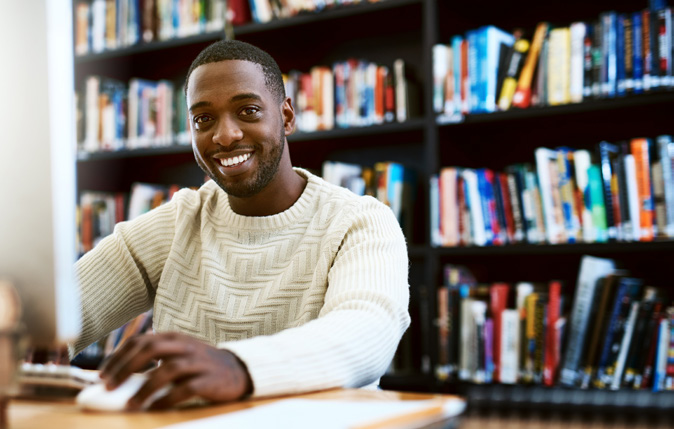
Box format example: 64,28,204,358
73,0,674,416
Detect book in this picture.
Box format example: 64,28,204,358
597,141,621,240
512,22,549,109
497,38,530,111
573,149,595,242
610,300,641,389
489,283,510,382
559,255,616,387
594,276,644,388
578,271,627,388
547,26,571,105
624,153,642,241
535,147,565,244
500,309,520,384
657,135,674,237
587,164,609,243
631,138,655,241
569,22,587,103
544,280,562,386
439,167,459,247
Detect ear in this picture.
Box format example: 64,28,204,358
282,97,295,136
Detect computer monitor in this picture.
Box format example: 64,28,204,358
0,0,81,347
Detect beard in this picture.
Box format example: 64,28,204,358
196,126,285,199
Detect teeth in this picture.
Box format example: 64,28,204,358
220,153,250,167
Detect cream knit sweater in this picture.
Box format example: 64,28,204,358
74,168,410,398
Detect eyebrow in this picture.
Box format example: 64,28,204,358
230,93,262,103
188,93,263,112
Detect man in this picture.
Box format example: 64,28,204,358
73,40,410,410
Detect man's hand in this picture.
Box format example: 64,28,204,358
99,332,253,410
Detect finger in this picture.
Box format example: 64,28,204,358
128,358,202,410
101,335,191,389
147,379,200,410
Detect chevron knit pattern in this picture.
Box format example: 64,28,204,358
73,168,410,398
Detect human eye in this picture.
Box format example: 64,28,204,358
192,114,212,129
239,106,261,118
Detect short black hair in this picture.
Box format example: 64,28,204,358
185,40,286,103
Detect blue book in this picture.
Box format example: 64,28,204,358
632,11,645,93
601,11,618,98
594,277,643,388
480,26,515,113
451,35,464,116
466,29,481,113
476,168,495,245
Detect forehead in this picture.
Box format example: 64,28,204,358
187,60,271,103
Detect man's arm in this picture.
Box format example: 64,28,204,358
220,198,411,397
72,197,179,356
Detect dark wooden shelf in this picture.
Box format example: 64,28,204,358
74,31,225,63
438,91,674,126
462,383,674,417
433,240,674,257
288,118,425,142
76,119,426,162
233,0,421,36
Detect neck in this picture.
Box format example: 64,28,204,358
228,165,307,217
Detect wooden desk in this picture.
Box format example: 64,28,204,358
8,389,463,429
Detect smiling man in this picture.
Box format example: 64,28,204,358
72,40,410,410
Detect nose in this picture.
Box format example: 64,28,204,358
212,116,244,147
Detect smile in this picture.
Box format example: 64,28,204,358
218,153,251,167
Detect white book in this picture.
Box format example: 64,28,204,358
569,22,586,103
394,59,408,123
573,149,594,242
84,76,101,152
535,147,563,244
657,135,674,237
432,44,450,114
461,169,486,246
459,297,476,381
624,154,642,241
429,175,442,247
91,0,107,53
500,309,520,384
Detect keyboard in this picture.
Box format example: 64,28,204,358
17,362,100,393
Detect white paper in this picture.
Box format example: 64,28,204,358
159,398,466,429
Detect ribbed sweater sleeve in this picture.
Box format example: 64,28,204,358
71,198,179,355
219,198,411,398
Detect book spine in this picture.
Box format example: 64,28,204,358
559,255,616,386
616,14,627,96
490,283,509,382
598,141,619,240
653,317,670,391
548,27,571,105
583,23,594,98
633,11,645,93
570,22,586,103
610,301,640,390
512,22,548,109
657,135,674,236
588,164,609,243
498,39,529,111
623,14,635,93
500,309,520,384
544,280,562,386
631,138,655,241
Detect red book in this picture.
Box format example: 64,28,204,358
544,280,562,386
227,0,252,25
489,282,510,382
498,172,516,243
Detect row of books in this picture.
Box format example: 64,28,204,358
436,255,674,391
77,76,190,153
430,134,674,247
433,4,674,121
74,0,227,56
284,58,417,133
78,183,181,254
229,0,385,25
322,160,415,238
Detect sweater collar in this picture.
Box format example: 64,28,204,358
214,167,319,230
